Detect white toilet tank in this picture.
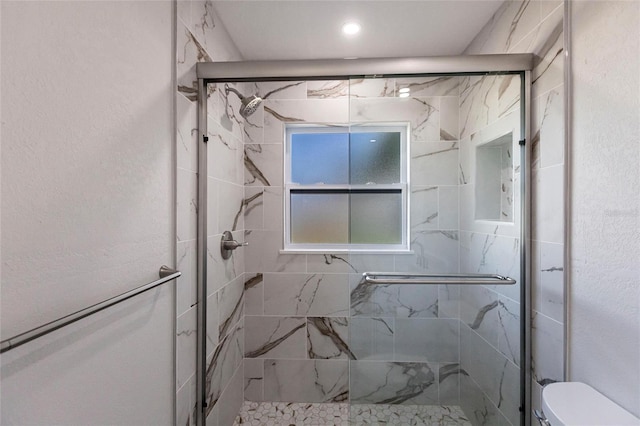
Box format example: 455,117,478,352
541,382,640,426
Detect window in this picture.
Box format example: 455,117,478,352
284,124,410,252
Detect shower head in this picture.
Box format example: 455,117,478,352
224,84,263,118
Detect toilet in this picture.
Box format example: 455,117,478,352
539,382,640,425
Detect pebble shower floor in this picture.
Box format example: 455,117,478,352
233,401,472,425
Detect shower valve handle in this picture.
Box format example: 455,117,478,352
220,230,248,259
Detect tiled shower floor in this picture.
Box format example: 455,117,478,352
233,401,472,426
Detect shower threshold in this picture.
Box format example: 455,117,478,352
234,401,472,425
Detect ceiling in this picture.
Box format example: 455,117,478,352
212,1,505,61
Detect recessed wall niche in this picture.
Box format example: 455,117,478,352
475,132,514,222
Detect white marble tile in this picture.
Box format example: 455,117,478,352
530,6,564,98
440,96,460,141
439,284,460,320
533,164,564,244
242,101,264,145
244,230,306,273
459,373,509,426
532,311,563,386
459,185,521,240
394,230,459,274
217,181,244,234
264,273,350,317
243,187,263,231
538,86,564,168
395,76,460,97
349,317,395,361
251,81,307,100
411,142,459,186
395,318,459,363
410,186,438,231
205,323,243,417
263,359,349,403
207,178,219,236
190,1,240,62
460,75,521,141
348,78,395,98
207,117,243,184
176,0,191,29
307,80,350,99
206,291,219,357
263,99,349,143
350,277,438,318
459,231,521,300
497,296,521,367
540,0,562,19
350,97,440,142
465,0,541,54
244,358,264,402
438,186,459,230
244,273,263,316
347,254,395,274
438,363,463,406
537,242,564,322
460,325,520,424
217,363,244,426
262,186,283,232
350,361,438,405
177,168,198,242
176,373,195,426
307,317,353,360
176,24,210,102
459,285,501,348
244,316,306,359
177,240,197,317
177,92,198,172
177,307,197,390
218,275,244,340
306,254,357,274
244,144,283,187
207,233,242,295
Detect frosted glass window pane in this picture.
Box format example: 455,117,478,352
350,192,402,244
291,133,349,184
291,193,349,243
349,132,401,184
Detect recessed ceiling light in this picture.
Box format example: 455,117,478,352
399,88,410,93
342,21,361,36
399,92,410,98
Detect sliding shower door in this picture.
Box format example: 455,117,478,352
346,73,526,426
197,67,528,426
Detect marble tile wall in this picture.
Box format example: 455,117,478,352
175,2,247,425
241,77,469,407
462,0,565,423
457,72,524,425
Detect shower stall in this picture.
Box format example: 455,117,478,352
194,55,532,425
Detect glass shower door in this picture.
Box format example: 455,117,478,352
347,73,525,425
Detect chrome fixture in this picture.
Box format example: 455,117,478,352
220,230,248,260
362,271,516,285
224,84,262,118
0,266,181,354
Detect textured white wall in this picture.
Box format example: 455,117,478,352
570,0,640,417
1,1,174,424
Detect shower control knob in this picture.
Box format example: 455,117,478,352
220,231,248,259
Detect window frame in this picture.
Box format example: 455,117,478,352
283,123,411,253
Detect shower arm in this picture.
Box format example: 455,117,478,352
224,84,245,100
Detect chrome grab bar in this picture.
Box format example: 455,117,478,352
362,272,516,285
0,266,181,354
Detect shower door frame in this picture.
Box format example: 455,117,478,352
194,54,534,426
